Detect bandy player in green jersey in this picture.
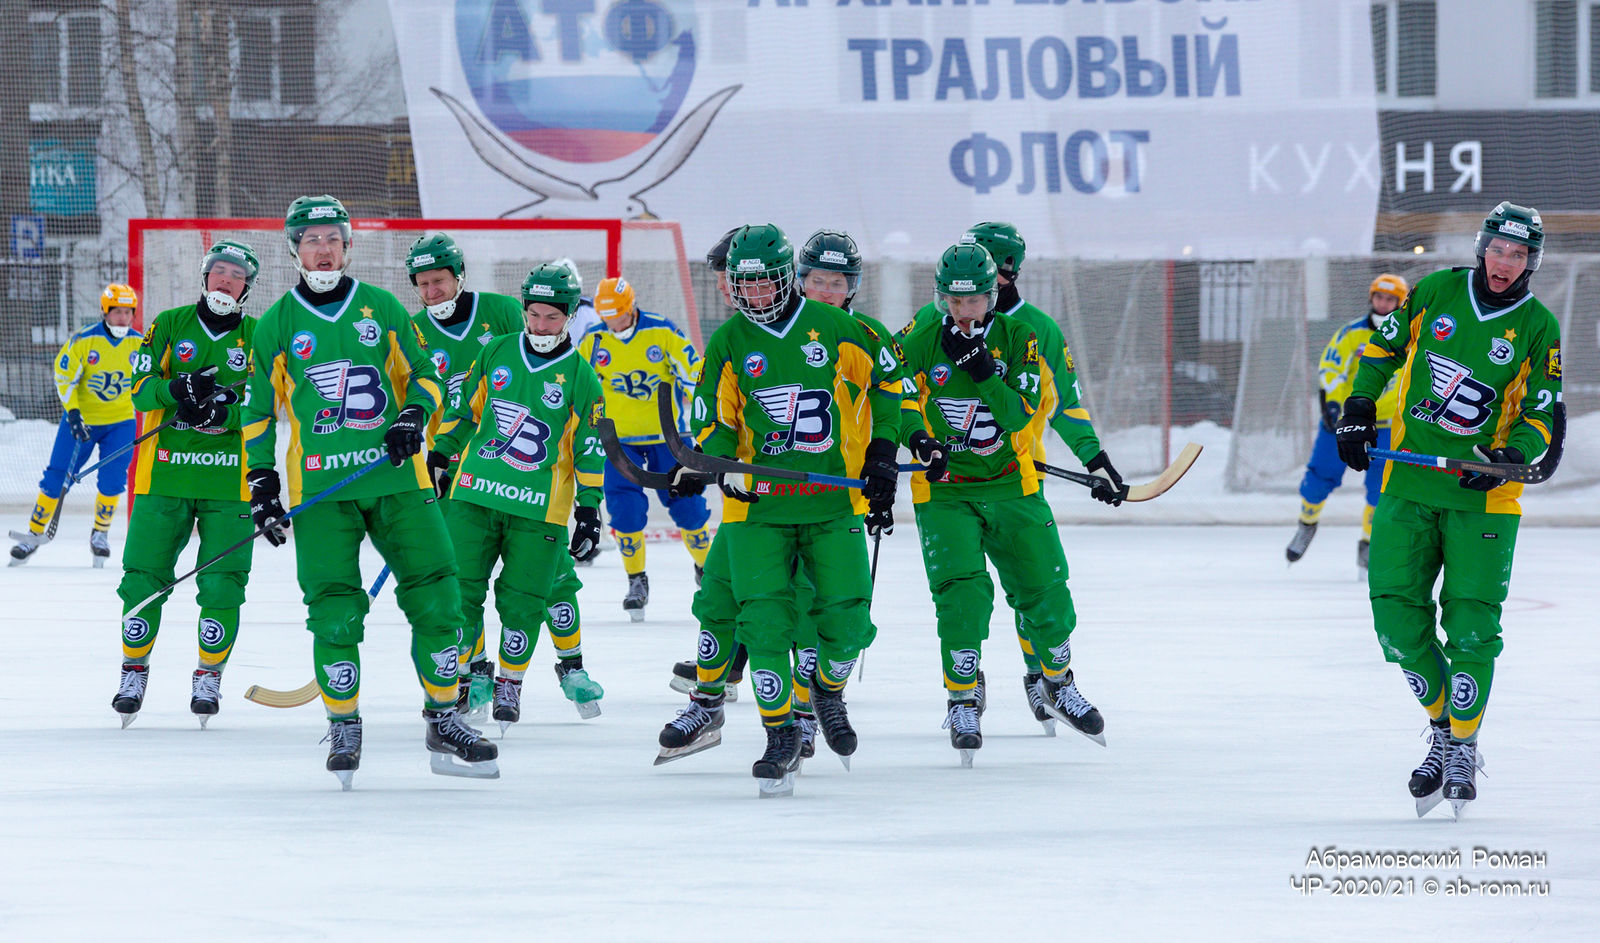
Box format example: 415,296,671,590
900,221,1122,732
899,243,1105,764
1335,202,1561,819
242,195,497,789
429,263,608,734
112,240,260,729
673,223,901,796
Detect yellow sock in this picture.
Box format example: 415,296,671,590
27,492,58,534
618,531,646,576
94,493,119,532
1362,505,1375,541
680,526,712,566
1298,499,1325,526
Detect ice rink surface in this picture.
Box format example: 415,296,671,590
3,505,1595,941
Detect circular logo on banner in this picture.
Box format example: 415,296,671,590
1431,315,1456,342
1450,672,1479,711
697,630,719,662
751,669,783,703
744,352,767,378
199,618,226,647
176,340,198,363
547,602,576,632
292,331,317,360
122,616,151,643
593,348,611,368
490,366,512,390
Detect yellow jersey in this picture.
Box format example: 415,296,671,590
1318,314,1398,425
575,311,699,444
54,321,143,424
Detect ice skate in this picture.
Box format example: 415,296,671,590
795,709,818,763
943,698,983,768
1356,539,1370,575
1023,672,1056,736
322,718,362,791
809,675,857,769
669,659,697,695
9,532,41,567
752,723,803,798
1442,738,1483,821
492,676,522,736
725,647,745,701
972,670,987,716
456,660,493,723
693,563,704,586
555,660,604,719
654,693,725,765
90,529,110,568
424,707,501,779
623,572,649,622
190,668,221,729
1038,670,1106,746
1285,520,1317,564
1408,719,1451,817
112,663,148,728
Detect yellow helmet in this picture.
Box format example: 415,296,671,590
594,276,637,325
1368,273,1408,304
101,283,138,315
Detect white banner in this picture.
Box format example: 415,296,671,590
389,0,1378,261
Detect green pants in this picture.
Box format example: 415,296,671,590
1368,494,1518,742
719,517,874,726
445,499,577,679
915,492,1076,696
118,493,253,670
293,489,462,718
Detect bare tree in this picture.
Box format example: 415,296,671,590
114,0,164,216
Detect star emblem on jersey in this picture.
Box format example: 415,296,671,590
1503,329,1516,342
807,329,820,342
353,318,382,347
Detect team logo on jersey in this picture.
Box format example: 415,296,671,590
827,658,857,680
480,398,553,471
751,669,783,703
1547,344,1561,379
800,341,828,368
697,630,719,662
227,347,247,371
931,364,952,386
430,647,459,680
432,350,450,378
122,616,151,643
1403,669,1428,700
305,360,389,434
593,347,611,368
1431,315,1456,341
796,648,818,682
291,331,317,359
199,618,226,648
646,345,664,363
352,318,382,347
1487,336,1514,366
542,381,563,408
934,397,1004,455
1048,638,1072,666
490,365,512,390
610,370,658,401
322,660,358,693
502,629,530,660
87,350,102,366
744,352,767,378
548,602,576,632
949,649,979,678
1409,351,1497,436
752,384,835,455
1450,671,1479,711
458,473,474,488
176,340,197,363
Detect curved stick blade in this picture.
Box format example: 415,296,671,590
1125,443,1203,502
243,680,320,708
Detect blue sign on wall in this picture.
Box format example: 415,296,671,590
30,139,97,217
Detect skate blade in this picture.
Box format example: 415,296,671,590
118,711,138,729
653,729,723,766
333,769,354,792
497,720,513,738
429,751,501,780
7,556,27,567
1040,719,1057,737
1414,789,1446,818
836,754,851,771
574,700,601,720
1077,729,1108,747
627,609,645,623
92,557,106,569
197,715,211,730
1450,798,1469,821
757,772,795,798
959,749,975,768
1041,704,1106,747
668,675,696,696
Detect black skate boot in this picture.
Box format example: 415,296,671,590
90,529,110,568
809,673,857,769
1038,670,1106,746
1357,539,1370,573
190,668,222,728
424,707,501,779
1285,520,1317,563
112,663,148,728
972,670,987,716
9,532,41,567
795,708,818,761
944,698,983,768
322,718,363,791
726,644,747,702
669,659,697,695
1442,737,1482,820
492,676,522,736
1022,671,1056,736
693,563,704,586
1408,718,1451,816
752,723,803,798
623,572,649,622
654,692,725,765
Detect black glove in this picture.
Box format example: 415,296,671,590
1335,397,1378,472
247,469,290,547
1459,445,1524,492
176,398,225,430
718,473,757,504
667,463,711,500
1085,450,1125,507
65,409,91,442
384,404,427,467
861,437,899,506
939,322,998,382
1319,393,1342,435
569,505,602,559
168,366,217,407
426,450,453,499
908,429,949,481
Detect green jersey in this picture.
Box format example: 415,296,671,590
432,335,605,525
412,291,525,437
903,299,1100,463
694,298,901,525
129,303,255,501
898,311,1048,503
243,278,445,505
1353,267,1561,515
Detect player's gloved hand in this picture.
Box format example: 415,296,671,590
861,437,899,506
907,429,949,481
718,473,757,504
425,450,452,499
383,404,427,466
1085,450,1126,507
667,463,711,499
569,505,602,559
1319,394,1342,435
940,321,998,382
1334,397,1378,472
65,409,91,442
1459,445,1524,492
176,398,225,430
168,366,218,406
247,469,290,547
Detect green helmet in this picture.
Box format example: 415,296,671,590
405,232,466,283
797,229,862,300
200,239,260,313
284,194,352,246
961,221,1025,276
725,223,796,323
521,262,582,312
933,243,998,317
1474,201,1544,273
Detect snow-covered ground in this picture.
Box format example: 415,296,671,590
3,499,1594,940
